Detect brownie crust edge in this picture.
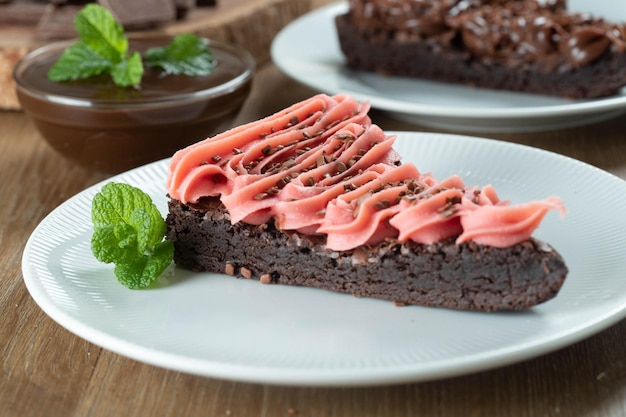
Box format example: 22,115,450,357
166,197,568,312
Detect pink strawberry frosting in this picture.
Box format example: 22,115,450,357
167,94,565,251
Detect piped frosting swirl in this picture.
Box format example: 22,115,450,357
167,94,564,251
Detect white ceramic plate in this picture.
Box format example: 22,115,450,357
271,2,626,132
22,132,626,386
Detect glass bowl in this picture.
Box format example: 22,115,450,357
14,36,255,174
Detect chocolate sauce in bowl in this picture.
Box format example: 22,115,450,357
14,37,255,174
20,40,247,101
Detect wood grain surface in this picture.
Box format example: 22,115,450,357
2,2,626,415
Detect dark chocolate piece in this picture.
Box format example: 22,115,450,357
35,5,81,40
166,197,568,312
0,0,48,25
173,0,195,19
97,0,176,28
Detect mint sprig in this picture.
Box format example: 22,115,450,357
73,3,127,62
48,4,215,87
47,41,114,81
91,182,173,289
145,33,217,76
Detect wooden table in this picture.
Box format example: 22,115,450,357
3,18,626,417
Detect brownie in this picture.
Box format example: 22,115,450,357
335,0,626,98
166,197,568,312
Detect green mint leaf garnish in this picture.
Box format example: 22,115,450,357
47,4,217,87
47,41,112,82
48,4,140,87
91,182,173,289
113,241,174,289
110,51,144,87
73,3,128,63
145,33,216,76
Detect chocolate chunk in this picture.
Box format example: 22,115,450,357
97,0,176,29
0,0,48,25
35,5,82,40
173,0,195,19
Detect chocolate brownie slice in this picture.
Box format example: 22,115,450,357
166,197,568,312
335,0,626,98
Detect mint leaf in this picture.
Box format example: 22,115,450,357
113,241,174,289
48,41,112,82
110,51,144,87
145,34,216,76
91,182,173,289
73,3,127,63
92,224,139,265
47,4,142,87
48,4,217,87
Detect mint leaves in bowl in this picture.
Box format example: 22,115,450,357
14,4,255,174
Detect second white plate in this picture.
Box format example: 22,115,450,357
22,132,626,386
271,2,626,132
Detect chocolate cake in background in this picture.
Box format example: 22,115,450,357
335,0,626,98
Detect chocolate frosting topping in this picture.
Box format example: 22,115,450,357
347,0,626,70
